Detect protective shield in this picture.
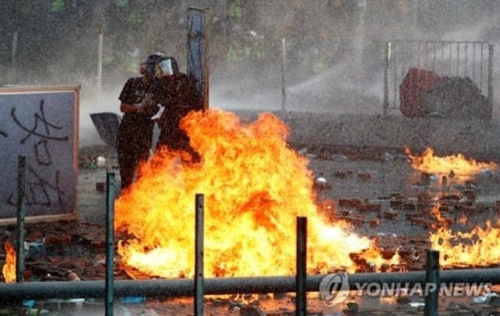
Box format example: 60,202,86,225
90,112,121,148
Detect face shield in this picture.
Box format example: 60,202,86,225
160,59,174,77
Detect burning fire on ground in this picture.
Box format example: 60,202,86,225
2,241,16,283
406,146,500,268
114,116,500,278
115,109,383,278
405,146,497,180
430,220,500,268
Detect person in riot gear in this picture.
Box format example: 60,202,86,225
149,55,203,162
116,52,165,190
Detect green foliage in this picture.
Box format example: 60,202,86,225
128,11,142,25
227,0,242,19
115,0,129,8
51,0,65,12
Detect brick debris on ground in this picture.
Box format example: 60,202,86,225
1,145,500,315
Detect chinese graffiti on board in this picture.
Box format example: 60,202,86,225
0,90,77,219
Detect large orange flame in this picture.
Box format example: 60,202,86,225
430,220,500,268
115,109,373,278
2,241,16,283
405,147,497,178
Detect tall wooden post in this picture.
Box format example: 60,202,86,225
187,7,210,110
282,38,286,111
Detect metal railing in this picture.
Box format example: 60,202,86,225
383,40,494,117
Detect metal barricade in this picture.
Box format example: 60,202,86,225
383,40,494,117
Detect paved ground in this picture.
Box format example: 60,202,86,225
2,121,500,315
0,145,496,315
233,110,500,161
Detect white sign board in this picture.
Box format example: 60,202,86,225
0,86,79,224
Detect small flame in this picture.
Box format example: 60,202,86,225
429,202,452,231
115,109,374,278
458,212,467,225
358,244,403,271
430,220,500,268
405,147,497,179
2,241,16,283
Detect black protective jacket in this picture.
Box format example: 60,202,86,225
150,73,202,151
116,77,157,151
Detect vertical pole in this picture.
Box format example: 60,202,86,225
281,38,286,111
441,42,445,76
203,10,210,110
449,42,453,76
480,43,485,91
187,8,210,110
472,42,476,82
392,41,398,110
194,194,204,316
487,44,494,119
383,41,390,117
11,31,18,83
15,156,26,284
105,172,116,316
399,41,406,109
424,249,440,316
296,217,307,316
464,42,466,80
97,32,103,103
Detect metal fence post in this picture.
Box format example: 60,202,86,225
383,41,390,117
105,172,116,316
10,31,18,83
16,156,26,284
195,194,204,316
296,217,307,316
424,250,440,316
97,32,103,103
488,44,494,119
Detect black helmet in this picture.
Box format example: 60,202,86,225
143,53,180,78
146,52,166,64
143,52,166,78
